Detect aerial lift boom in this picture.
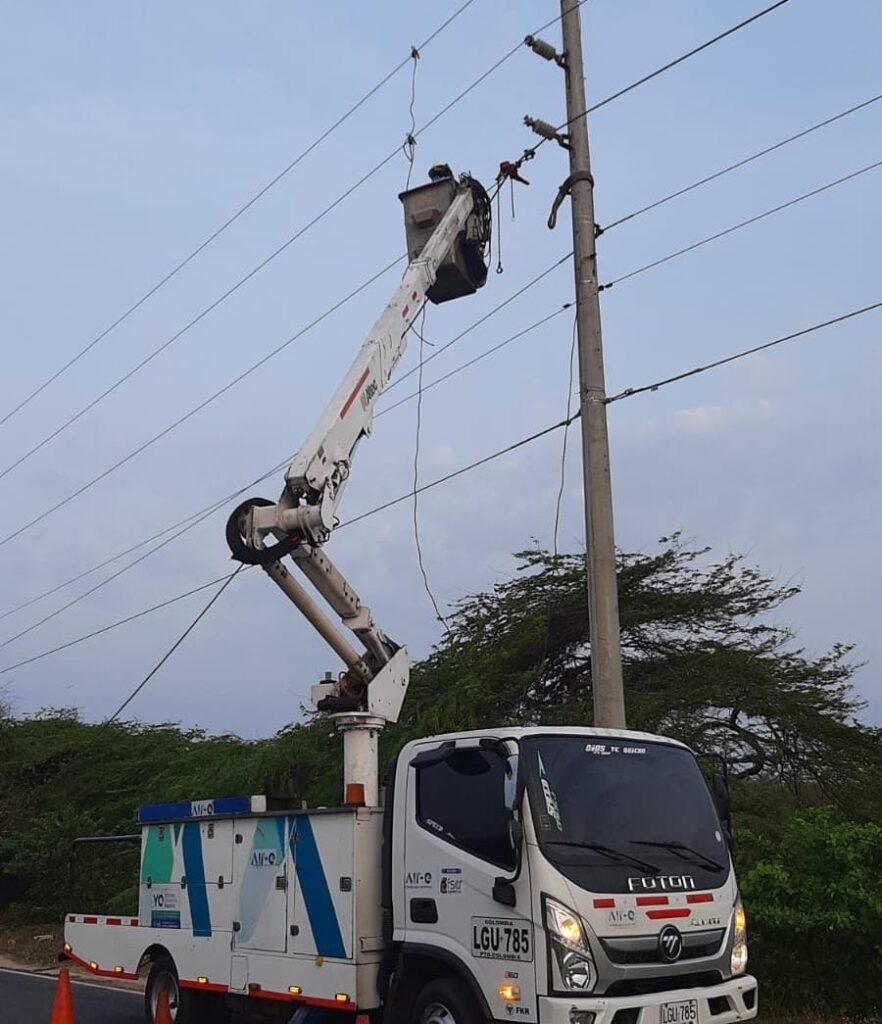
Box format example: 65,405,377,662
226,167,490,799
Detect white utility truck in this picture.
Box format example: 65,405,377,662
64,168,758,1024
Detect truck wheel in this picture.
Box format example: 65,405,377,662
412,977,484,1024
145,956,181,1022
144,955,227,1024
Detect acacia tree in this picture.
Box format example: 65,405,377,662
391,535,880,793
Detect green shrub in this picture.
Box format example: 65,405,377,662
740,809,882,1017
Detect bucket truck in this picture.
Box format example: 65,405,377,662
63,167,758,1024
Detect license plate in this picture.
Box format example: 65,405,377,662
659,999,698,1023
470,917,533,961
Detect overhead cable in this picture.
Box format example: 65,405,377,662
0,0,480,431
0,1,585,481
410,306,450,629
601,158,882,290
2,415,581,675
556,0,793,135
1,571,243,675
0,257,403,552
379,304,572,418
388,252,572,392
603,93,882,232
0,454,289,625
605,301,882,404
1,289,574,629
10,292,879,678
104,565,244,723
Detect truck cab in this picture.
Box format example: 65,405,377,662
385,726,757,1024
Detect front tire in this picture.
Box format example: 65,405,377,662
412,977,484,1024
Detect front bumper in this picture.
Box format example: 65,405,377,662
537,974,757,1024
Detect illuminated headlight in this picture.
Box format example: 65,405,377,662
545,897,596,992
731,899,748,976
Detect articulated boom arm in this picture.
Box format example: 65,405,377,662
226,171,489,722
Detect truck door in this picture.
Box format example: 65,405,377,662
403,743,537,1021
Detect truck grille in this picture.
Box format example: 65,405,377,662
601,930,725,966
604,971,723,998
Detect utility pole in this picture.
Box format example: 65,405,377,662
559,0,626,728
527,3,626,727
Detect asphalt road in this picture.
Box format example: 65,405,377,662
0,968,143,1023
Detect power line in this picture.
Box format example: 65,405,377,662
0,253,573,551
0,571,241,676
388,252,573,392
104,565,244,724
342,414,578,529
0,3,584,482
1,415,580,675
12,291,880,678
7,151,869,596
0,454,290,626
605,301,882,405
555,0,793,134
600,158,882,291
602,93,882,233
0,450,295,647
0,256,403,552
411,306,449,629
379,304,572,418
7,151,875,592
0,0,480,431
0,297,573,631
11,93,872,627
553,315,579,558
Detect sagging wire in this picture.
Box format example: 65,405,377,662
538,314,579,683
411,306,450,633
104,564,245,724
403,46,420,189
553,315,579,558
491,153,534,275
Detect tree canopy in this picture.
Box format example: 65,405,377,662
1,534,879,1014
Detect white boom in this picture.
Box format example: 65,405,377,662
226,169,490,732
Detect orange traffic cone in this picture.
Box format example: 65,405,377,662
49,968,75,1024
154,988,173,1024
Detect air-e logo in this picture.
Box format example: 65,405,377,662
191,800,214,817
250,851,277,868
405,871,432,889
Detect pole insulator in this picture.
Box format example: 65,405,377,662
524,35,566,67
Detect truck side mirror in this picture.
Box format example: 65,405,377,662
711,772,731,823
711,772,735,857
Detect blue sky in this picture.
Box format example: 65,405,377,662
1,0,880,734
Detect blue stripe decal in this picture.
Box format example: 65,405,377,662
139,795,252,823
293,816,345,958
182,823,212,937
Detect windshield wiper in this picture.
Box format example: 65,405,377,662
630,840,725,873
546,840,660,875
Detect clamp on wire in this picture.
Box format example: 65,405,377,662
492,151,534,274
547,170,595,230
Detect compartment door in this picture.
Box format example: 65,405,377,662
233,817,289,952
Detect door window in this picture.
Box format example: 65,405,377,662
416,748,515,869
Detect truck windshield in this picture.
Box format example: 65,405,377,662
521,735,729,894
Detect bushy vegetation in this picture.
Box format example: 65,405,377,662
1,536,879,1015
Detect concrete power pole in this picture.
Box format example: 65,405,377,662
557,0,626,728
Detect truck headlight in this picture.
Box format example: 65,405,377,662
731,899,748,976
545,898,596,993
